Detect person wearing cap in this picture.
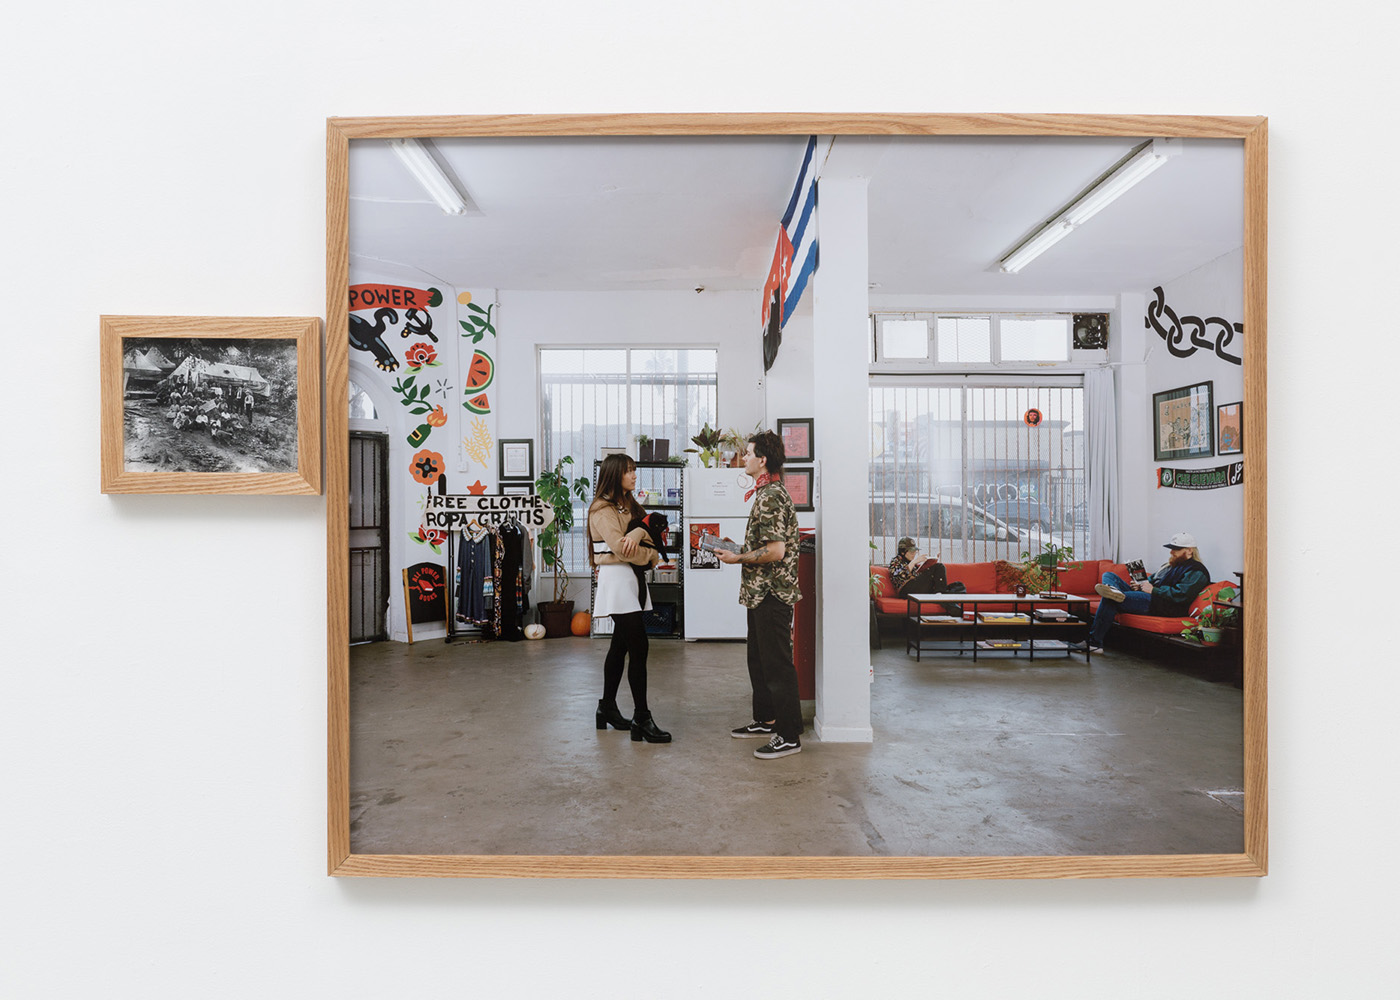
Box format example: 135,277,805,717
1070,531,1210,652
888,537,949,597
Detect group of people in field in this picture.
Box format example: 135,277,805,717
160,380,257,442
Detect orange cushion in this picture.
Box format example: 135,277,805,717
1056,560,1104,596
1116,613,1192,634
869,565,895,599
943,562,996,593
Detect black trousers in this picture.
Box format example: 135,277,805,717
746,594,802,742
896,560,947,597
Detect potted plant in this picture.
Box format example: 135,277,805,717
1181,599,1238,645
635,433,653,462
720,427,748,467
1019,541,1076,593
685,423,722,467
534,455,591,637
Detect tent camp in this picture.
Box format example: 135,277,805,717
162,356,272,398
121,346,175,391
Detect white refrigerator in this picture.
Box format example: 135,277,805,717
683,467,756,639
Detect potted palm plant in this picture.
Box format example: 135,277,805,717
685,423,722,467
534,455,591,637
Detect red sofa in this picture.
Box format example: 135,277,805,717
870,560,1234,639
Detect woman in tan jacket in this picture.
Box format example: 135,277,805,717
587,453,671,743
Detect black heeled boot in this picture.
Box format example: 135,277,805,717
630,711,672,744
596,699,632,731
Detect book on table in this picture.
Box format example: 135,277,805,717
919,614,964,624
1033,608,1072,620
977,639,1026,650
977,612,1030,623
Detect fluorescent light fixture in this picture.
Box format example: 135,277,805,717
999,138,1181,273
388,138,471,216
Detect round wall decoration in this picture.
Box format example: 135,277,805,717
1024,408,1044,427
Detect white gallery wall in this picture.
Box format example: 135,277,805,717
4,1,1398,997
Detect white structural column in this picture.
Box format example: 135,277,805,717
1114,291,1151,559
811,172,874,742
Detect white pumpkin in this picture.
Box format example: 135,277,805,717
524,624,546,640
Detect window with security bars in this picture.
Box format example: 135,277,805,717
869,381,1088,566
540,347,718,573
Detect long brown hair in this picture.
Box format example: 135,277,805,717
587,453,645,565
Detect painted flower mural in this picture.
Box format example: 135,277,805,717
410,524,449,554
410,449,445,485
403,341,440,372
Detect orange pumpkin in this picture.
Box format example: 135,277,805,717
570,611,592,636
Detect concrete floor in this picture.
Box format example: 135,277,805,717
349,633,1243,857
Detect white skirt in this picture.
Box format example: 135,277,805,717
592,562,653,618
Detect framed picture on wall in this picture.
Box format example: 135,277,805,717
776,417,814,463
1217,401,1243,456
500,482,534,497
100,315,322,495
326,112,1268,882
1152,381,1215,462
498,439,535,481
784,467,814,511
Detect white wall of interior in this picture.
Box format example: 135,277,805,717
1144,248,1247,576
5,1,1397,997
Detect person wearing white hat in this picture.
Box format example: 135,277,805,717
1069,531,1210,652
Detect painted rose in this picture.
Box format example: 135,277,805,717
426,405,448,427
403,342,439,371
410,449,444,485
411,525,449,552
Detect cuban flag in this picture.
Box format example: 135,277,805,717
761,136,820,370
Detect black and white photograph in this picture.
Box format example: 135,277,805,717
120,336,299,474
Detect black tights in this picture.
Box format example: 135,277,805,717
602,612,649,715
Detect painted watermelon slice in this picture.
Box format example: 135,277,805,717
463,392,491,414
466,349,494,393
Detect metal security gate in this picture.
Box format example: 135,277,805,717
349,431,389,643
869,380,1087,565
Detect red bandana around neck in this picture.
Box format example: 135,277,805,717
744,471,777,501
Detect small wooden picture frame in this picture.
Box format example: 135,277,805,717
776,417,814,463
498,438,535,481
1217,401,1243,456
784,467,814,511
100,315,322,494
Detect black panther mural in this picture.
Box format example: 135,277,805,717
349,307,400,371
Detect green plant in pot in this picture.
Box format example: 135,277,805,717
1018,541,1076,593
534,455,591,637
635,433,652,463
685,422,722,467
1181,594,1238,644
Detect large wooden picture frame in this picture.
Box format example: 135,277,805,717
101,314,322,495
327,113,1267,879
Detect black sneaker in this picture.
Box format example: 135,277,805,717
753,734,802,759
731,721,776,739
1067,640,1103,653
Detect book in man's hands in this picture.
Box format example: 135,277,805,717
1125,559,1149,583
696,532,741,555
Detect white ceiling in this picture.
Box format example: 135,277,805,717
348,134,1244,297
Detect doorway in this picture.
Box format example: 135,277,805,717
349,431,389,642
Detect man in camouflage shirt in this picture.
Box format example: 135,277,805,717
715,430,803,759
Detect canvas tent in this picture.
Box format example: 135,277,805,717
162,356,272,397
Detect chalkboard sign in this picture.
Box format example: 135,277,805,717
403,562,447,642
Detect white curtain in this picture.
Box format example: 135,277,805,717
1084,367,1119,561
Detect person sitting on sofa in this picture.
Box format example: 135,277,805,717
889,537,948,596
1070,531,1211,653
